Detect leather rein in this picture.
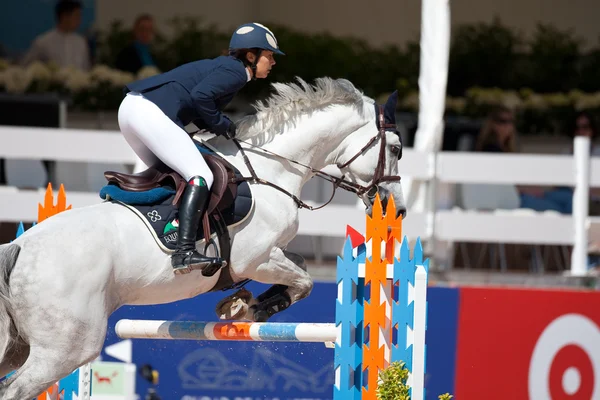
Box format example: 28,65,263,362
228,105,401,211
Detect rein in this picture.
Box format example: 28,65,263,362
229,105,401,211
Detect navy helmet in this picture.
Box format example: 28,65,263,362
229,23,285,55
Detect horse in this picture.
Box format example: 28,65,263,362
0,76,406,399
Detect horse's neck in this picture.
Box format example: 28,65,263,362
249,105,364,196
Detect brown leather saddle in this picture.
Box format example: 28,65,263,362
103,152,244,291
104,153,238,215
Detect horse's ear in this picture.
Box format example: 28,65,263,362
386,90,398,109
384,90,398,125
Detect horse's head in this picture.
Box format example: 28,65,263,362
337,91,406,218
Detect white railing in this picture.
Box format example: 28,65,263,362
1,125,599,276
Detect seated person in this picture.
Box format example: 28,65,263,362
475,106,572,214
115,14,157,74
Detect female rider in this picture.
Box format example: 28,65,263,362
117,23,283,276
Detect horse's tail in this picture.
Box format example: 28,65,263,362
0,243,20,363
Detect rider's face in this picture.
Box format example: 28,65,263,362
248,51,276,79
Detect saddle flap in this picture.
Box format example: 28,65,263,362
103,150,238,212
203,154,237,214
104,167,182,192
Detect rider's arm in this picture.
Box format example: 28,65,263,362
190,66,247,136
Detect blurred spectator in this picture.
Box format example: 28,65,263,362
476,106,572,214
475,105,517,153
115,14,157,74
567,110,600,153
568,111,600,268
20,0,90,70
568,111,600,215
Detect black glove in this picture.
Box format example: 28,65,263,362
223,120,237,140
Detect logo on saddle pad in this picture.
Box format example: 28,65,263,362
147,210,162,223
163,218,179,235
163,218,179,244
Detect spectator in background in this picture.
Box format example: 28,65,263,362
568,110,600,153
21,0,90,70
476,105,573,214
567,111,600,268
115,14,157,74
568,111,600,215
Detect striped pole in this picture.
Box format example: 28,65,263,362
115,320,338,343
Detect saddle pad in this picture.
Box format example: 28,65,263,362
100,140,253,252
108,171,254,253
99,184,175,205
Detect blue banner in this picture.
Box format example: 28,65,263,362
424,287,460,399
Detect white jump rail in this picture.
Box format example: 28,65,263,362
1,125,599,276
115,320,338,343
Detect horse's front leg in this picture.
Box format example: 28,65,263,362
250,247,313,322
216,247,313,322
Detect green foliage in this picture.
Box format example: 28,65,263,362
578,40,600,92
94,20,133,66
158,17,230,70
520,23,583,92
376,361,410,400
92,15,599,103
92,18,419,102
448,16,522,96
375,361,454,400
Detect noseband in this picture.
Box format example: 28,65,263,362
335,104,401,197
229,105,401,211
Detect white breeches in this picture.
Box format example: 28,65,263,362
117,93,214,188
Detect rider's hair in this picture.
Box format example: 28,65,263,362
230,48,260,67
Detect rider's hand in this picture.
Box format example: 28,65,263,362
223,119,237,140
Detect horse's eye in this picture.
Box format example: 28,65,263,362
391,145,402,159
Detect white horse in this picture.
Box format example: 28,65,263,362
0,77,405,399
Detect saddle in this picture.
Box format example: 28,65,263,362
103,151,242,291
104,153,238,215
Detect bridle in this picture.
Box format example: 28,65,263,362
229,104,401,211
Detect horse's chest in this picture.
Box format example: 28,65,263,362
274,210,300,245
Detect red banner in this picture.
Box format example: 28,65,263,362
454,287,600,400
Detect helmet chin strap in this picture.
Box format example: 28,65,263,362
250,49,262,81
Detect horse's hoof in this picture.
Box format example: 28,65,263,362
217,299,249,320
253,309,269,322
215,288,254,320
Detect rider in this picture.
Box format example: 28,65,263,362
118,23,283,276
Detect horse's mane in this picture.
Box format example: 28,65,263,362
236,77,373,142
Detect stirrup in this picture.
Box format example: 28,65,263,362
172,251,227,276
173,264,193,275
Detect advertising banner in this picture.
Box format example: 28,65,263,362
454,287,600,400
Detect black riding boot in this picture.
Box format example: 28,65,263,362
171,176,226,276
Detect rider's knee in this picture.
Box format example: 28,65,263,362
187,171,214,189
202,173,214,189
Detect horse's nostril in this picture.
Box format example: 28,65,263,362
397,206,407,219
